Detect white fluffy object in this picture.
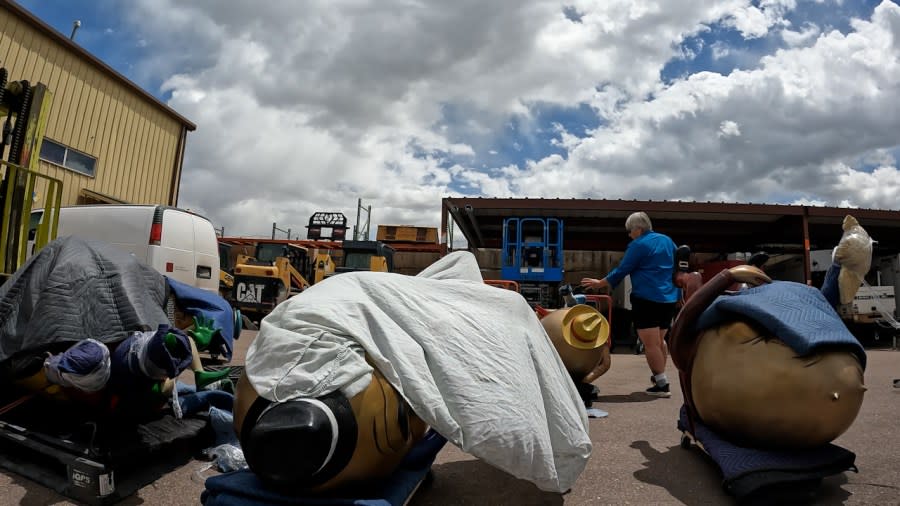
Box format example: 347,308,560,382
832,215,874,305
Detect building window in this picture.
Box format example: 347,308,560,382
39,139,97,177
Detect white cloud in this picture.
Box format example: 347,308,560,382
521,1,900,211
677,38,704,60
791,197,827,206
722,0,795,39
710,41,732,59
860,148,896,167
835,165,900,208
782,22,822,47
718,120,742,137
107,0,900,238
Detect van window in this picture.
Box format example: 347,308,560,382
161,210,194,251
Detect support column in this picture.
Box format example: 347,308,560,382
440,200,448,256
802,208,811,285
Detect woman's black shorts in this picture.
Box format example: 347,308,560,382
630,295,677,330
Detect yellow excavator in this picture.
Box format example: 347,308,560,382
218,241,235,296
231,240,336,319
334,240,394,274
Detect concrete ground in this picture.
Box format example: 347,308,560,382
2,331,898,506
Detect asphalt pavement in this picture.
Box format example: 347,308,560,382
1,330,898,506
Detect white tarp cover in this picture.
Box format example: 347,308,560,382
246,251,591,493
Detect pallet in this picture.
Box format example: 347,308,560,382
0,397,210,505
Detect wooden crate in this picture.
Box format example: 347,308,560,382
377,225,438,243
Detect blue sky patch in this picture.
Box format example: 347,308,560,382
662,0,882,84
562,5,584,24
436,101,598,185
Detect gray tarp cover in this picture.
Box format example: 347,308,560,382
0,236,169,367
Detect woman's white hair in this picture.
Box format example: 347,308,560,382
625,211,652,232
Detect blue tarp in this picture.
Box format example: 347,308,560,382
166,277,236,361
678,406,856,499
201,430,447,506
695,280,866,369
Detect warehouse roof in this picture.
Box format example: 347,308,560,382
441,197,900,255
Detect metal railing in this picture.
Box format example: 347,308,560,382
873,311,900,349
484,279,520,292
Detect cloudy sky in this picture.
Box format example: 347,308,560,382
21,0,900,240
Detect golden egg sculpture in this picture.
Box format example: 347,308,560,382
233,364,428,492
671,265,866,450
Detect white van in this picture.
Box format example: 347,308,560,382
30,205,220,292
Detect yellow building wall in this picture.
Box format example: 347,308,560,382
0,8,183,207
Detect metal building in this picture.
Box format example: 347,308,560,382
442,197,900,285
0,0,196,207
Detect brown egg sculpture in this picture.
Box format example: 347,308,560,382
539,304,610,379
670,265,866,450
233,363,428,492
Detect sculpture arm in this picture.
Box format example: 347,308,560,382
580,345,611,384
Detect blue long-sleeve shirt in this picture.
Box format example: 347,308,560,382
606,230,679,303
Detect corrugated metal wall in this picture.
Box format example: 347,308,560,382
0,8,182,206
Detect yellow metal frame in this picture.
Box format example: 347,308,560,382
1,82,59,278
0,159,62,276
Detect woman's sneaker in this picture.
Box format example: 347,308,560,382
646,384,671,398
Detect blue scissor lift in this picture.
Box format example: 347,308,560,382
500,217,564,308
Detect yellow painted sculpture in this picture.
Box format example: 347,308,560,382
233,361,428,492
691,319,865,448
539,304,611,388
671,264,867,450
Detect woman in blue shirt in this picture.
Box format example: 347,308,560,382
581,212,678,397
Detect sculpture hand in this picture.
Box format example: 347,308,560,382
729,265,771,287
188,315,218,351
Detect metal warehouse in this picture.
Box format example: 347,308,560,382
0,0,195,207
442,197,900,317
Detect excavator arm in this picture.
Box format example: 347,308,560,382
284,259,311,292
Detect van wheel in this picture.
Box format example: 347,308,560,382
242,314,259,331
